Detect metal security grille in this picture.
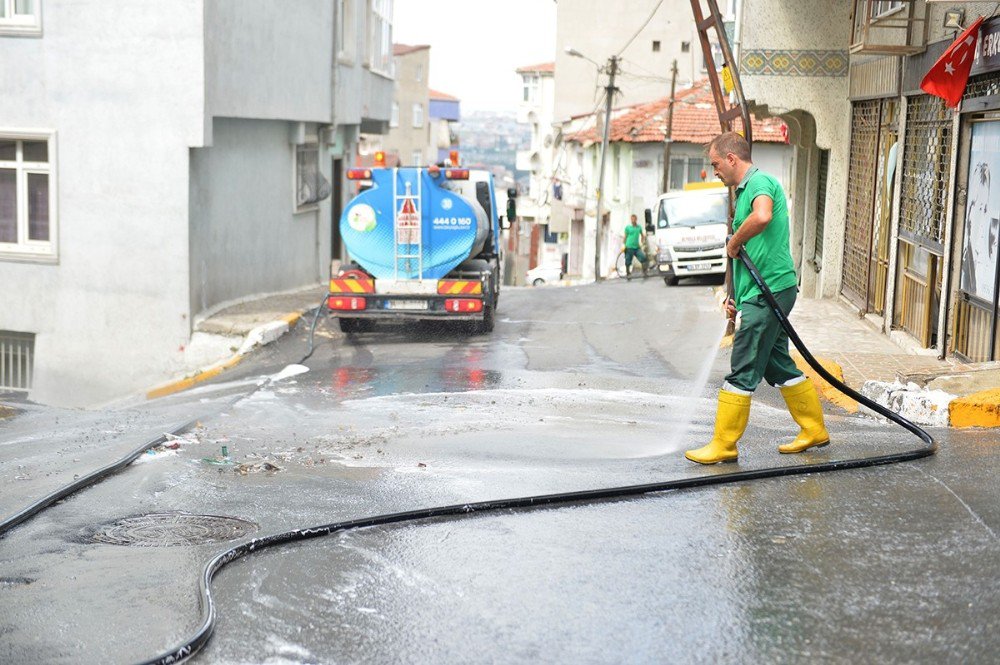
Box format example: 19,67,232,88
868,99,899,315
814,149,829,262
841,100,881,308
898,94,952,246
964,72,1000,102
0,331,34,391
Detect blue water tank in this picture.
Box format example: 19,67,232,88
341,169,489,280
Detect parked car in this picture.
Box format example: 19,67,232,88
526,264,562,286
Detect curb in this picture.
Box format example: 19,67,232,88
146,312,304,400
791,352,859,414
949,388,1000,428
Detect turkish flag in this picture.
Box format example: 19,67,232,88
920,15,985,107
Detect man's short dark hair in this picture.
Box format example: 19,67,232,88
708,131,751,162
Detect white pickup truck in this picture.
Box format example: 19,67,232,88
652,185,729,286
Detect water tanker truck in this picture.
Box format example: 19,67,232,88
329,164,510,334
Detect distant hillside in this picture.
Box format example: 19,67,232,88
457,110,530,186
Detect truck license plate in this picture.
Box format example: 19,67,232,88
690,263,711,271
386,299,428,310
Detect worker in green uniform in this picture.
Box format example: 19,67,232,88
622,214,648,280
685,131,830,464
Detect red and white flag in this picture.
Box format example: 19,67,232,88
920,15,986,108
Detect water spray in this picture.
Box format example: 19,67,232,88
0,250,934,664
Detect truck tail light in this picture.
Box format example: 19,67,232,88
444,298,483,313
444,169,469,180
328,296,367,311
346,169,373,180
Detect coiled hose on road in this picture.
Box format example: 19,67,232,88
0,251,936,664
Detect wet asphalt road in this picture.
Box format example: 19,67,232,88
1,277,998,664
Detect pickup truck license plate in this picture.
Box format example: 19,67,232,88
386,299,428,310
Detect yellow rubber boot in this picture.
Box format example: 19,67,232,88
685,390,751,464
778,380,831,454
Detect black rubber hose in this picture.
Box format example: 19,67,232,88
137,252,935,664
0,265,935,664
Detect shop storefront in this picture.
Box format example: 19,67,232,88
843,57,901,318
952,52,1000,361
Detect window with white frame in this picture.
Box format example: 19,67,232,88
338,0,354,61
871,1,903,20
523,75,539,103
0,135,55,258
367,0,393,76
0,0,41,36
411,150,423,167
0,330,33,391
412,103,424,128
295,141,331,211
390,102,399,128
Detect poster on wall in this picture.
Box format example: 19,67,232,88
962,121,1000,303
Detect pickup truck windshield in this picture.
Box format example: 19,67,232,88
658,194,728,228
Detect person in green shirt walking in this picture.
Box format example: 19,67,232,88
622,214,648,280
685,131,830,465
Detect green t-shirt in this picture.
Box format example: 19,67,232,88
623,224,643,249
732,166,798,308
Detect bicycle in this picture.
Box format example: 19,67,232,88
614,247,658,280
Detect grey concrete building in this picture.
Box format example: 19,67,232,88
0,0,392,406
384,43,432,167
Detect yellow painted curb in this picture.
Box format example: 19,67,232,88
949,388,1000,428
146,354,243,400
791,352,858,414
146,309,305,400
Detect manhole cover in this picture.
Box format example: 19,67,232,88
90,512,257,547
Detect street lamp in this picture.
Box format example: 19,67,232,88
566,46,618,281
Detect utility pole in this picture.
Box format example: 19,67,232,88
594,55,618,282
661,59,678,193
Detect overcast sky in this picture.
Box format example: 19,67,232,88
393,0,557,111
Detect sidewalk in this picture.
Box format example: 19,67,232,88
145,284,330,399
788,296,1000,428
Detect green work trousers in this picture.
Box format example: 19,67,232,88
725,286,803,393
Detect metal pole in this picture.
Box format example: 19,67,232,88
594,55,618,281
661,59,678,193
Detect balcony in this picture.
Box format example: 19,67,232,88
850,0,928,56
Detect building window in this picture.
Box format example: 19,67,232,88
0,134,55,259
411,150,423,167
523,75,539,103
415,64,423,83
668,155,709,191
390,102,399,128
870,1,903,20
681,41,690,53
295,142,331,211
338,0,354,61
0,330,34,391
366,0,393,76
652,40,661,52
412,102,424,128
0,0,41,36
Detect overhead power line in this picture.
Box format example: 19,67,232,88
615,0,666,57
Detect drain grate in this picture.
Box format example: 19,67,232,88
90,512,257,547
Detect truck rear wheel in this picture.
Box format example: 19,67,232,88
476,306,495,334
664,276,679,286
